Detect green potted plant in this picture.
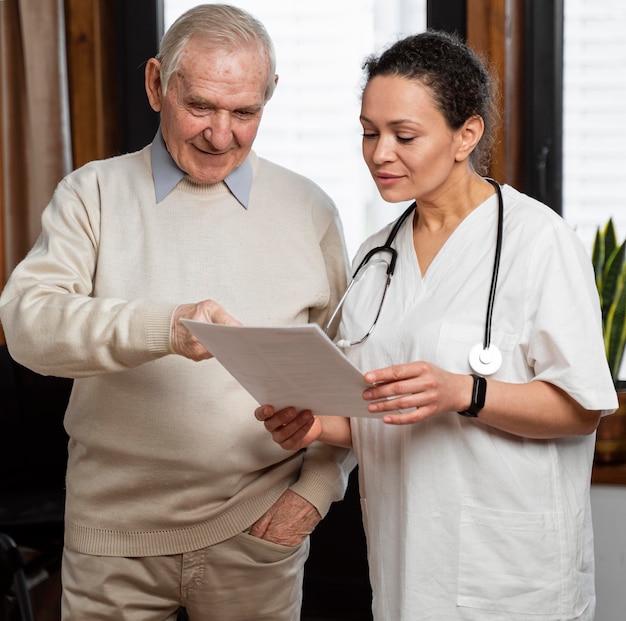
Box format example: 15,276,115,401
592,218,626,464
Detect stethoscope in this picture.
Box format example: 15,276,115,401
325,177,504,376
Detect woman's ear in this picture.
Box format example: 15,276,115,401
455,115,485,163
145,58,163,113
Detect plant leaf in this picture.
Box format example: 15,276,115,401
602,241,626,321
592,227,604,288
604,218,617,261
605,262,626,381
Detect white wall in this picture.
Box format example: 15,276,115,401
591,485,626,619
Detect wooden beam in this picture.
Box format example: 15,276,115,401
467,0,524,187
64,0,119,168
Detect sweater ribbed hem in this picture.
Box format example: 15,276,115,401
290,457,355,517
64,481,290,557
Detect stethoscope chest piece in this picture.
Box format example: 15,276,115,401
469,342,502,376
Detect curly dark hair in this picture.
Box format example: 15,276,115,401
361,30,499,176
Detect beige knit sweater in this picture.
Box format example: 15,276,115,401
0,146,355,556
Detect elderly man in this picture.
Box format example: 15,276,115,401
0,4,354,620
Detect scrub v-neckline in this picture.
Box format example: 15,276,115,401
407,193,499,283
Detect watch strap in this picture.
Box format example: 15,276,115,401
458,374,486,417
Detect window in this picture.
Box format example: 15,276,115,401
562,0,626,249
163,0,427,256
163,1,626,259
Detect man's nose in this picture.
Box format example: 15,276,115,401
204,112,232,149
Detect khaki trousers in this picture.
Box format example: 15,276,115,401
61,532,309,621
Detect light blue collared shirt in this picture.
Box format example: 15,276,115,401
150,128,253,208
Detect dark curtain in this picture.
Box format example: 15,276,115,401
0,0,72,293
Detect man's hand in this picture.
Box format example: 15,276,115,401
170,299,241,361
249,489,322,547
255,405,320,451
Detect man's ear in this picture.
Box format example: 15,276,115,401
264,73,279,103
455,115,485,163
145,58,163,113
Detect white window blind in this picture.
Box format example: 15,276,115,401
563,0,626,250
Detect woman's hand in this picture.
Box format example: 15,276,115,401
362,360,601,438
255,405,352,449
362,360,469,424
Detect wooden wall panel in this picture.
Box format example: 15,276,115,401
65,0,119,168
0,95,5,315
467,0,524,187
0,90,4,343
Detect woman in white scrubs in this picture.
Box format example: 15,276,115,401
256,31,618,620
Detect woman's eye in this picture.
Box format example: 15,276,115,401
362,133,378,140
397,136,414,143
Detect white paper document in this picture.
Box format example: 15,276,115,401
181,320,379,418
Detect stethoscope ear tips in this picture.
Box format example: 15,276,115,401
469,342,502,376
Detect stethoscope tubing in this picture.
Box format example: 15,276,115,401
326,178,504,372
372,178,503,356
483,178,504,351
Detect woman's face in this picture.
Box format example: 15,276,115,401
360,75,466,204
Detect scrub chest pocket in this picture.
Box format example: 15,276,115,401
436,323,518,377
457,504,571,617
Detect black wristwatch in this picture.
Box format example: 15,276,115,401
458,374,487,417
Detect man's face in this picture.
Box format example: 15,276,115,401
147,38,271,184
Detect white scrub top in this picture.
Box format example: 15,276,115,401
341,185,617,621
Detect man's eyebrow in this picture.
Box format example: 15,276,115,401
186,93,213,105
185,94,263,114
237,104,264,113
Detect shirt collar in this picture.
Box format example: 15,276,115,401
150,128,252,208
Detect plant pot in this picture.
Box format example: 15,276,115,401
594,391,626,465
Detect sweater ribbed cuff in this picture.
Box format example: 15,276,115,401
145,303,178,355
